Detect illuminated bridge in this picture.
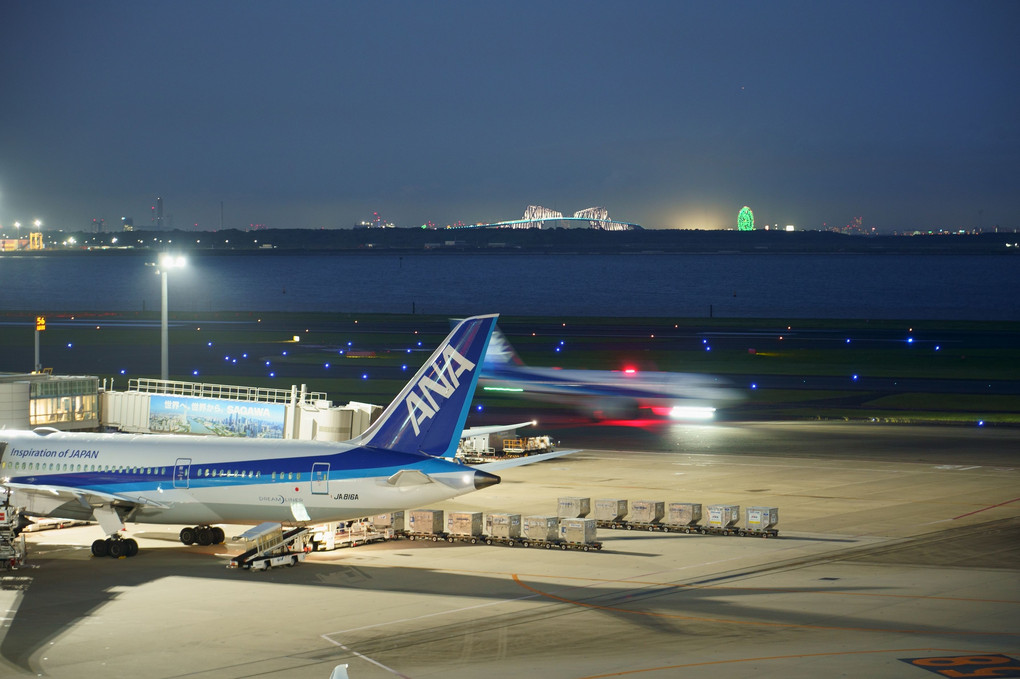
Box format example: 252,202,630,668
444,205,642,230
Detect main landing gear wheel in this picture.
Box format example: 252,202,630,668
179,525,226,546
93,537,139,558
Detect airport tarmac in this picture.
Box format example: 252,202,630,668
1,422,1017,678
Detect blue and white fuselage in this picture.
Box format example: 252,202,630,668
0,315,502,550
1,432,494,525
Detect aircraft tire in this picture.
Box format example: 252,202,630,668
196,528,213,546
125,539,139,557
91,539,108,557
179,527,196,545
107,539,126,558
212,527,225,544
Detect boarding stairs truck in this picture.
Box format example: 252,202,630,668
228,522,308,570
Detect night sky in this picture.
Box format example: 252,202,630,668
1,1,1017,232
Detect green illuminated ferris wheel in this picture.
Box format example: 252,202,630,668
737,206,754,231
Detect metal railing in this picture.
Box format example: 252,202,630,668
128,378,328,405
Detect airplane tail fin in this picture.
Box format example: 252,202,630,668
483,326,525,367
353,314,498,458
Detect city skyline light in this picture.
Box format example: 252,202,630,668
1,1,1017,233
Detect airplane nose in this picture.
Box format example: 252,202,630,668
473,470,501,490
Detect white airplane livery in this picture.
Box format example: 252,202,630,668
0,314,506,558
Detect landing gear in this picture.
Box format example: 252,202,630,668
91,537,139,558
179,525,226,546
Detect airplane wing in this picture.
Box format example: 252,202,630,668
471,449,580,472
461,421,536,438
4,482,171,511
4,481,171,535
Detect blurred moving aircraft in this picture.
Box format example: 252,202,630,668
478,327,740,420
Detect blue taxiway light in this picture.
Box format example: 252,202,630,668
66,343,72,348
852,374,859,381
269,372,275,378
192,370,199,376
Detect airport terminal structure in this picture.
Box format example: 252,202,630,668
0,372,379,441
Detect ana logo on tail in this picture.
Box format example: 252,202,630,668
405,344,476,435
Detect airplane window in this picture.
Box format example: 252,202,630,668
271,472,276,481
287,472,293,481
145,468,150,475
296,473,301,481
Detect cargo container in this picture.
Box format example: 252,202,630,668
703,504,741,535
740,506,779,537
406,509,446,541
513,516,601,550
628,500,665,525
557,497,591,518
594,498,628,523
308,520,392,551
485,513,521,540
369,511,405,533
559,517,597,544
444,512,484,543
523,515,559,542
664,502,702,533
597,499,670,531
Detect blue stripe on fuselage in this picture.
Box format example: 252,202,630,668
6,444,465,495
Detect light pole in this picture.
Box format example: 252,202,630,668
157,253,186,382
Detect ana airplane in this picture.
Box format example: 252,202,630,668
0,314,538,559
478,326,740,419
